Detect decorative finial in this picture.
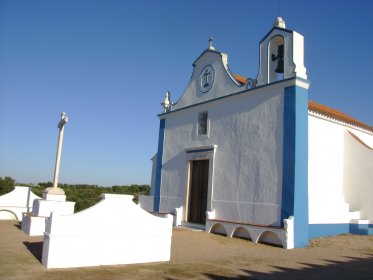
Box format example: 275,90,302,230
273,17,286,28
161,90,173,113
208,36,215,51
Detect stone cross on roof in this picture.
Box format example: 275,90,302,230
208,36,215,51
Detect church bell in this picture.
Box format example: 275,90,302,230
271,44,284,73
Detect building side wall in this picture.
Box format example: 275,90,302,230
343,131,373,222
308,113,373,237
159,85,285,226
308,115,348,224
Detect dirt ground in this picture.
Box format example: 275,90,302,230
0,220,372,280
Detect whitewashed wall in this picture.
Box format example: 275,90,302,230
42,194,173,269
308,115,348,224
0,187,40,220
308,113,373,225
160,82,286,226
343,131,373,221
171,51,243,111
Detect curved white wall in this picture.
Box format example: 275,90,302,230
42,194,173,268
0,186,40,221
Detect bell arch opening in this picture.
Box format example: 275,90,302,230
268,35,285,83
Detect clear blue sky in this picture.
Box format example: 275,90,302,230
1,0,372,186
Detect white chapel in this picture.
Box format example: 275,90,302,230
140,17,373,248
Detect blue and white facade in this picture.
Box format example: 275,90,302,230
140,18,373,248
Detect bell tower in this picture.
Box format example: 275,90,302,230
256,17,307,86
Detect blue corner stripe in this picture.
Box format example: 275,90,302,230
153,119,165,212
282,85,309,248
281,87,296,222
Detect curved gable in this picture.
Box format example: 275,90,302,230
172,50,244,110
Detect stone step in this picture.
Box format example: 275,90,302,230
350,219,372,235
348,211,361,220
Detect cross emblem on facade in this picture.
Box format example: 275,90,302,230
202,68,211,88
199,65,215,93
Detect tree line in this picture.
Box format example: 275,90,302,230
0,177,150,212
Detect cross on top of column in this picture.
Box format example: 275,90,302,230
45,112,69,196
58,112,68,129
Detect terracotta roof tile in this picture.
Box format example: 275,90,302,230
231,73,372,133
232,73,247,85
308,100,373,133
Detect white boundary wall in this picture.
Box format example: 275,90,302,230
0,186,40,220
21,193,75,236
42,194,173,269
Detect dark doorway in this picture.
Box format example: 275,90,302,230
188,160,209,224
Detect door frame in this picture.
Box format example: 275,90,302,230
183,145,216,224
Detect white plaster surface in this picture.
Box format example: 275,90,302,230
206,219,288,248
21,215,46,236
139,194,154,212
42,194,173,269
21,194,75,236
308,113,373,225
171,50,245,111
32,197,75,217
0,186,40,221
173,206,183,226
308,115,349,224
158,80,294,226
343,131,373,222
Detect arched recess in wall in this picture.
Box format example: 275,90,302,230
268,35,285,83
209,223,228,236
0,210,18,221
256,230,283,248
231,226,252,241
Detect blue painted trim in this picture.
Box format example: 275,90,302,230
309,224,349,238
186,148,214,154
153,119,165,212
281,87,295,221
309,223,373,238
281,85,309,248
159,76,310,117
350,223,373,235
293,86,309,248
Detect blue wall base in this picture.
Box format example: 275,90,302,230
309,223,373,239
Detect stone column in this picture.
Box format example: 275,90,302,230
45,112,68,195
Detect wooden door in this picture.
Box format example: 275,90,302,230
188,160,209,224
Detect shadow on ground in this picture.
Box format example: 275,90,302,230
204,254,373,280
14,222,21,230
23,241,43,264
